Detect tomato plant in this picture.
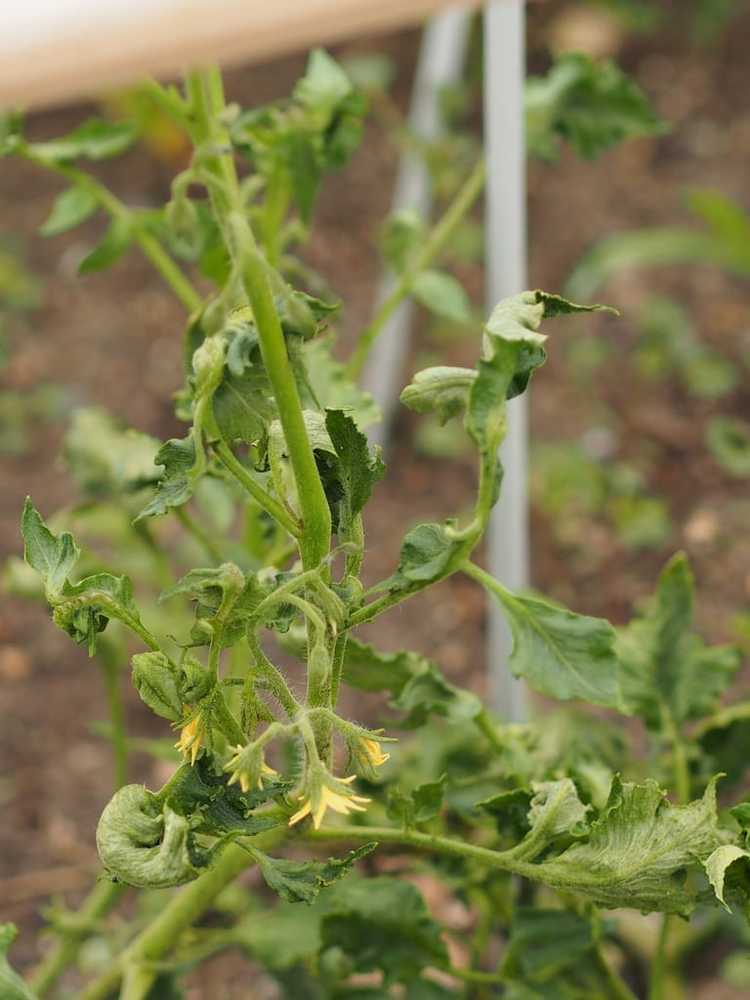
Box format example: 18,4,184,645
2,52,750,1000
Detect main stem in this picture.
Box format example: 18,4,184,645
77,839,276,1000
188,68,330,571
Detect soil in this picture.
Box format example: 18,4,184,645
1,4,750,996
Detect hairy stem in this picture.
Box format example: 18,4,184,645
346,157,486,378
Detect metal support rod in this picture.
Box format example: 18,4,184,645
364,8,472,447
484,0,529,721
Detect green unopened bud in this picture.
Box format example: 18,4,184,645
192,335,225,400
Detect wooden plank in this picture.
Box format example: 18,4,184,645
0,0,481,110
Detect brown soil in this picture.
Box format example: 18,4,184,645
1,6,750,996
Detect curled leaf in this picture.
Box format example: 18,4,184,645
96,785,203,888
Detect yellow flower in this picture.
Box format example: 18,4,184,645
361,738,390,768
226,744,278,793
174,713,204,766
289,774,370,830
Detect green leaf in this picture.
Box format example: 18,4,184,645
21,497,79,600
340,638,430,695
0,925,37,1000
704,844,750,912
166,754,285,840
294,50,353,120
488,583,622,709
699,716,750,789
39,185,98,236
304,338,381,429
249,844,375,904
132,652,183,722
530,776,723,914
502,908,598,983
323,409,384,536
96,785,204,888
706,416,750,477
617,553,741,727
29,119,137,163
381,210,425,273
387,775,446,828
467,291,614,455
319,876,449,983
57,571,142,653
478,788,533,840
64,407,161,497
412,270,472,323
400,367,476,424
136,435,198,519
392,662,482,728
78,216,132,274
383,522,466,595
525,53,664,162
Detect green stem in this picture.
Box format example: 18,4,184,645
101,660,128,789
473,707,506,754
247,633,300,718
346,157,486,379
24,154,202,312
230,213,331,569
328,633,349,710
28,881,126,997
593,943,639,1000
77,836,279,1000
175,506,223,564
649,913,672,1000
214,440,299,537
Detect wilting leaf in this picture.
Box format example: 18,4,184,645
502,908,598,983
704,844,750,912
21,497,79,599
526,53,663,161
248,844,376,904
400,367,476,424
529,776,722,914
323,409,384,536
319,876,448,983
617,553,740,727
383,522,466,594
486,581,622,710
136,435,198,519
387,775,446,828
412,270,472,323
65,407,161,497
29,119,137,164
